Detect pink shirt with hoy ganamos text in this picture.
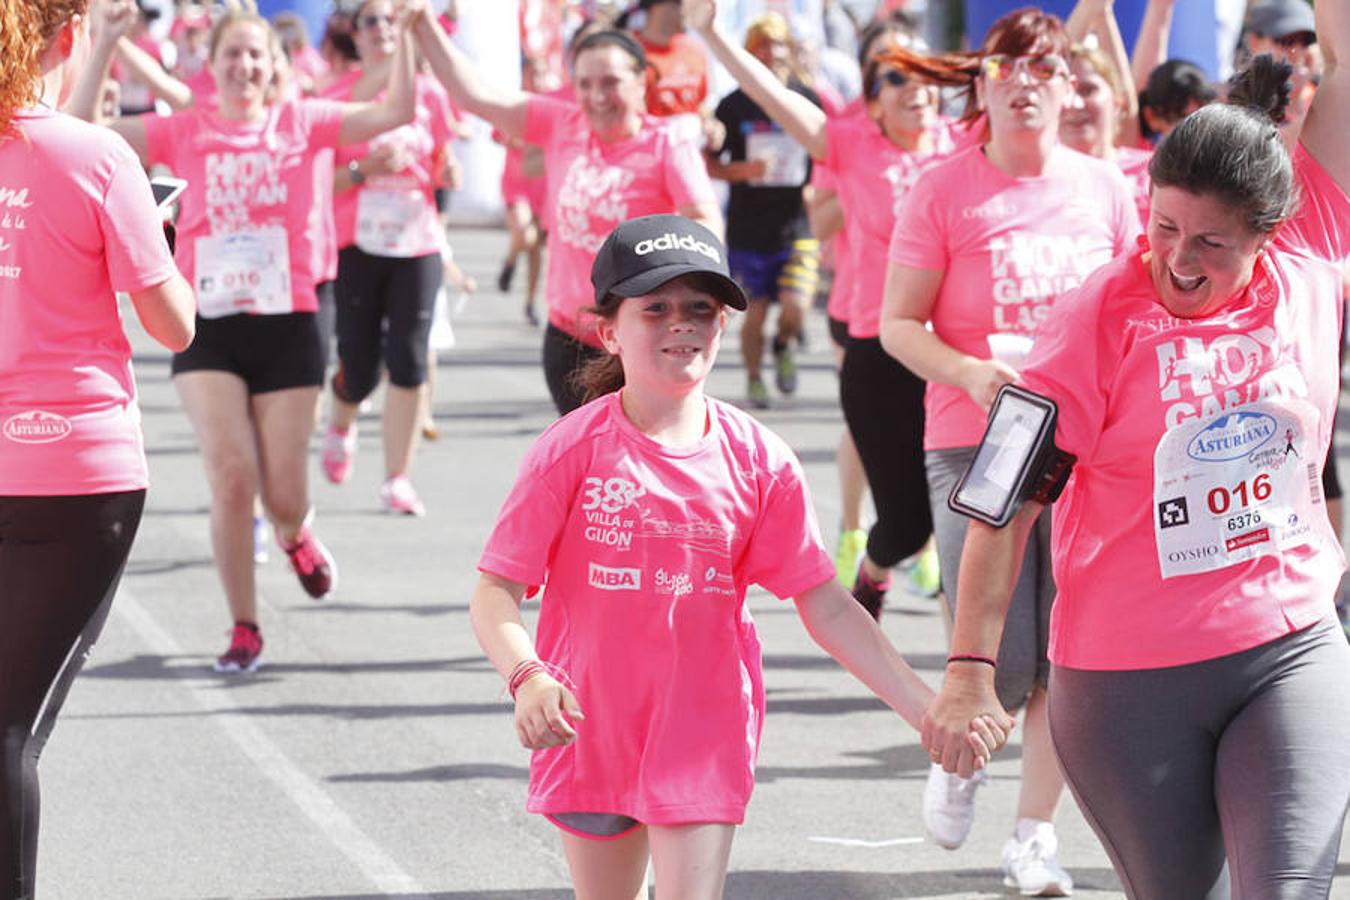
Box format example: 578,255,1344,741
142,98,344,315
0,109,178,495
1019,145,1348,670
889,143,1139,450
525,97,717,345
479,393,836,824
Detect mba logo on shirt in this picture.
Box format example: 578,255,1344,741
588,563,641,591
3,410,72,444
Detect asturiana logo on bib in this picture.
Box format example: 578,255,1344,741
633,233,721,263
1186,411,1276,462
3,410,73,444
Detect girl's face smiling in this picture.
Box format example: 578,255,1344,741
598,278,728,394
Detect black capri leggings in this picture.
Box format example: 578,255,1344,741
0,490,145,899
838,336,933,568
543,323,605,416
332,247,442,404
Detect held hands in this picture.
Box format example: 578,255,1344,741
394,0,427,31
513,674,585,750
921,669,1016,779
958,357,1018,413
93,0,136,48
362,143,414,177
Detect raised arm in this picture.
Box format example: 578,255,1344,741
115,35,193,110
922,504,1039,774
66,0,152,162
683,0,829,161
1130,0,1175,92
413,10,528,140
1302,0,1350,194
338,2,418,145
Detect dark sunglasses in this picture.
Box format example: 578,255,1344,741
357,13,394,29
869,69,909,97
1275,31,1316,50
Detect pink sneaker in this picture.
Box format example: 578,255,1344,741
380,476,426,516
321,426,356,484
280,524,337,598
214,623,263,673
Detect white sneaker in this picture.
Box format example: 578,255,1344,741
1002,821,1074,897
922,762,986,849
380,475,426,517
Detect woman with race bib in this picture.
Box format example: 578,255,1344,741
921,10,1350,891
73,0,418,673
878,8,1140,893
412,18,722,414
318,0,458,517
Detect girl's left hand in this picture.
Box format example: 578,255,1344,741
514,675,585,750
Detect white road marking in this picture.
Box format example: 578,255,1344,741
807,835,925,849
115,590,426,896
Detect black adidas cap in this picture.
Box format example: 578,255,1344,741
590,214,748,311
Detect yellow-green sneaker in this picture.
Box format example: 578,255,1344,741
835,529,868,589
907,545,941,598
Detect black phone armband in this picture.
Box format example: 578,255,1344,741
947,385,1076,527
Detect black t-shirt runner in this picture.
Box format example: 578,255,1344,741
714,82,822,253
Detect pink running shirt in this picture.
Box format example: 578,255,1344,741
821,115,955,339
1116,144,1153,227
331,74,453,258
525,96,717,345
1019,145,1348,670
142,98,345,315
889,143,1140,449
0,109,179,495
479,393,836,824
809,163,855,325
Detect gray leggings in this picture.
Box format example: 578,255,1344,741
927,446,1054,712
1049,618,1350,900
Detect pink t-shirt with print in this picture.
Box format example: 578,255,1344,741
1116,144,1153,227
142,98,344,315
331,74,453,257
821,115,956,339
0,109,179,495
526,97,717,346
889,143,1140,449
1018,145,1348,670
809,162,855,324
479,393,836,824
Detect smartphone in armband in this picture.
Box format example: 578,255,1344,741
948,385,1076,528
150,176,188,210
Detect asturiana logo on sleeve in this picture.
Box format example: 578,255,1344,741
3,410,73,444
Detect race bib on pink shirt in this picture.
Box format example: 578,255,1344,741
1154,399,1325,578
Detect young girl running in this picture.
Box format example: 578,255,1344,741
470,214,1010,899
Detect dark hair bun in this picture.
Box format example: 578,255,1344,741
1227,54,1294,125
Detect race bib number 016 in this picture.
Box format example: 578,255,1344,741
194,227,291,319
1153,399,1327,579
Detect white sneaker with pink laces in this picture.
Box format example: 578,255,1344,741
380,475,426,516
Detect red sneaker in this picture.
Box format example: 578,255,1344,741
281,525,337,598
214,623,263,673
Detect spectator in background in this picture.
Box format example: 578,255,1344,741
631,0,707,117
273,11,329,96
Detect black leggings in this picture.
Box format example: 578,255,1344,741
543,323,605,416
838,336,932,568
332,247,442,404
0,490,144,900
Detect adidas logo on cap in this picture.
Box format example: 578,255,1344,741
633,232,722,264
